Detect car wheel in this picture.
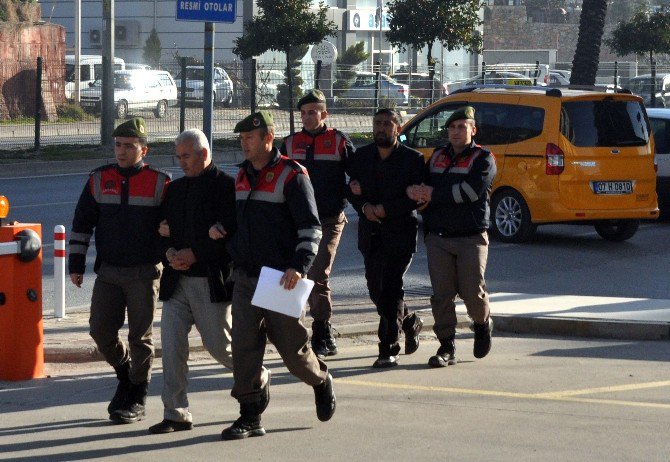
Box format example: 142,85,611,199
490,190,536,243
223,92,233,108
154,100,168,118
594,220,639,242
115,101,128,119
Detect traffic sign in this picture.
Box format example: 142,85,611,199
311,41,338,64
176,0,236,23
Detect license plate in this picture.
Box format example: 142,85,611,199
80,101,96,107
508,79,531,86
593,181,633,195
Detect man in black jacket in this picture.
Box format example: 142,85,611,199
69,118,170,423
148,129,269,434
407,106,496,367
348,108,425,369
214,111,335,440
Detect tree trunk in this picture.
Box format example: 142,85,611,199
570,0,608,86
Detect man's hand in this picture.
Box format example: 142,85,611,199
349,180,362,196
362,203,381,223
209,222,227,240
70,273,83,288
166,248,196,271
279,268,303,290
158,219,170,237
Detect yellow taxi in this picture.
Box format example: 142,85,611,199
399,86,659,242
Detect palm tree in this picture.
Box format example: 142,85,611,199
570,0,608,85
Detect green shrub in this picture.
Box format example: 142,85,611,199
56,103,88,121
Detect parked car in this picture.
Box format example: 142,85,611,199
547,71,570,86
645,107,670,218
176,66,234,107
125,63,152,70
391,72,447,101
334,72,409,107
626,74,670,108
463,71,533,87
255,69,285,107
79,69,177,119
398,85,659,242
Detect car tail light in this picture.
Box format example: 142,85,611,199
545,143,564,175
398,87,407,94
443,83,449,95
544,74,549,84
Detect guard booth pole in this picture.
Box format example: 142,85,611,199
0,217,44,381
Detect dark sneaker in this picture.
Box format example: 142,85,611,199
372,355,398,369
323,321,339,356
403,313,424,355
313,373,336,422
148,419,193,434
311,339,330,359
221,417,265,440
258,369,271,414
473,318,493,359
428,339,457,368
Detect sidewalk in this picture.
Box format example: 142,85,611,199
41,292,670,363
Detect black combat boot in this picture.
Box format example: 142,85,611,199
323,321,338,357
428,336,457,368
313,373,336,422
258,369,271,414
372,342,401,369
110,381,148,424
311,320,329,359
402,312,424,355
221,402,265,440
473,317,493,359
107,361,131,415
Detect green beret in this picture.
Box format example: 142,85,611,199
445,106,475,127
112,117,147,138
234,111,274,133
297,89,326,109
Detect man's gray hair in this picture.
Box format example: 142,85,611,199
175,128,210,156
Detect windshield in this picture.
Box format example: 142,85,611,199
177,68,205,81
561,100,650,147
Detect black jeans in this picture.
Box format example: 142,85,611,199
361,233,414,354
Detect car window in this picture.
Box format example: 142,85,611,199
561,100,649,147
650,118,670,154
159,74,173,87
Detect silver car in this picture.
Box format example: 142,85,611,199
176,66,234,107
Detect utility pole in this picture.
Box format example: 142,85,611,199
101,0,115,147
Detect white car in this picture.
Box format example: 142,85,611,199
176,66,234,107
255,69,284,107
79,69,177,119
646,108,670,218
335,72,409,107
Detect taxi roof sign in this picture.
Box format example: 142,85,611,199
0,196,8,220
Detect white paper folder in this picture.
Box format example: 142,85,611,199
250,266,315,318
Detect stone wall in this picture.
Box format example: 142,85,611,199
0,3,66,121
483,5,634,65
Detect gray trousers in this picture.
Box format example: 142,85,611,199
426,232,491,340
89,262,161,384
307,212,346,322
231,268,328,404
160,276,233,423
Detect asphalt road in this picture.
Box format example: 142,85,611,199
1,334,669,461
3,172,670,315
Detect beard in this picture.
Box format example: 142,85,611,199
374,133,395,148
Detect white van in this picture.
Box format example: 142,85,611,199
65,55,125,100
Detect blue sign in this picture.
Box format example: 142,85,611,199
176,0,236,23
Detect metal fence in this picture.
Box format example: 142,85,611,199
4,57,670,151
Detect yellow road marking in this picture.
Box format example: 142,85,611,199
336,378,670,410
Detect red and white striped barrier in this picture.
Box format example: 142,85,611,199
54,225,66,319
